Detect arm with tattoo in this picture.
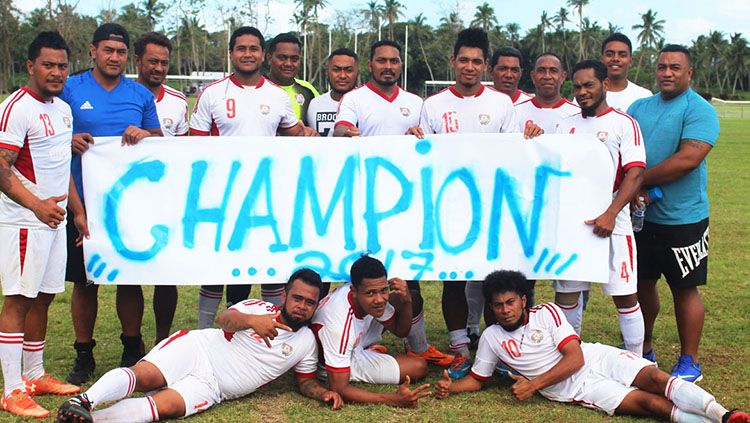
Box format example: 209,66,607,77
642,139,713,185
297,376,344,409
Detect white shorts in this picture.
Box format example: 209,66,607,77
573,343,654,415
142,330,221,417
554,234,638,296
350,348,400,384
0,226,66,298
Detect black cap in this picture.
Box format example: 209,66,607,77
92,23,130,47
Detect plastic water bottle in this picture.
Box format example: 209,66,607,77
632,187,663,232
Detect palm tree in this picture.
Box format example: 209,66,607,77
382,0,404,40
728,33,749,94
142,0,165,31
410,13,434,81
539,11,551,52
470,2,497,32
552,7,570,67
706,31,728,93
567,0,589,60
506,22,520,46
439,11,463,35
632,9,665,82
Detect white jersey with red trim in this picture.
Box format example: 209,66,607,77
509,89,534,105
0,87,72,230
515,98,579,134
311,285,395,373
335,82,422,136
607,81,652,112
556,108,646,235
471,303,584,402
419,85,517,134
194,299,318,400
189,75,298,136
156,84,188,136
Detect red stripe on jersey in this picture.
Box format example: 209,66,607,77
295,371,317,379
19,228,28,275
614,109,641,146
626,235,634,270
156,86,165,102
623,161,646,172
311,323,326,364
324,365,351,373
0,142,20,152
613,153,624,193
210,120,220,136
0,90,26,132
163,86,186,101
542,304,561,326
223,330,234,341
365,81,399,103
470,370,492,381
379,314,396,327
159,329,189,350
339,310,353,354
556,334,580,351
334,120,355,128
190,128,210,136
596,107,615,117
14,135,36,184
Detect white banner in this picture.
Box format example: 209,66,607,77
81,134,614,285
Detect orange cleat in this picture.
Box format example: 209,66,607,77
366,344,389,354
1,389,50,418
25,374,81,396
407,344,455,367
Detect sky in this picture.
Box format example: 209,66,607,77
14,0,750,46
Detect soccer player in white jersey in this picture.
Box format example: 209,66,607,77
307,48,359,137
0,32,84,418
491,46,533,105
553,60,646,356
333,40,422,137
409,28,542,379
515,52,579,134
332,40,454,369
56,269,343,422
133,31,185,348
434,271,749,423
601,33,652,111
312,256,432,407
190,26,307,330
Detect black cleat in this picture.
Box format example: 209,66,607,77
468,331,480,351
56,394,93,423
119,334,145,367
66,341,96,385
723,410,750,423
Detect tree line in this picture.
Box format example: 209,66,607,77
1,0,748,99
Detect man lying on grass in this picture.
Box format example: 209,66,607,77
56,269,342,422
434,270,749,423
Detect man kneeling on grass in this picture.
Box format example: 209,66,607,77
434,270,748,423
56,269,342,422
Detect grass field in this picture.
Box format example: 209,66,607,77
0,110,749,422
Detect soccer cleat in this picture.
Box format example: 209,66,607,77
643,349,657,366
67,341,96,385
467,331,480,351
119,334,145,368
56,394,93,423
25,374,81,396
1,389,50,418
670,355,703,383
723,410,750,423
447,354,473,379
495,361,520,378
407,345,455,367
366,344,389,354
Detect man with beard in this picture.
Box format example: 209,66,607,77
133,31,185,347
332,40,454,370
0,31,83,418
312,256,432,407
600,33,652,111
515,52,579,134
409,28,541,379
307,48,359,137
61,23,163,385
434,270,749,423
553,60,646,357
491,46,533,105
56,269,343,423
190,26,307,331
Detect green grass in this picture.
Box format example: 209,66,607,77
1,115,749,422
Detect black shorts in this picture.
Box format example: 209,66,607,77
65,214,88,284
635,218,709,288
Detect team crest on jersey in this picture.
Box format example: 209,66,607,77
529,329,544,344
63,117,72,129
162,118,173,129
597,131,609,142
478,114,490,125
260,104,271,115
400,107,411,117
295,93,305,105
281,342,293,357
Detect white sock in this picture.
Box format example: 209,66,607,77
666,376,728,421
465,281,484,335
85,367,136,408
0,332,24,396
671,406,712,423
405,310,428,354
92,396,159,422
22,340,45,380
557,298,583,335
261,286,284,306
198,287,223,329
449,329,470,357
617,303,645,354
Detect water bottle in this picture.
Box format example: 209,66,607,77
632,187,663,232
